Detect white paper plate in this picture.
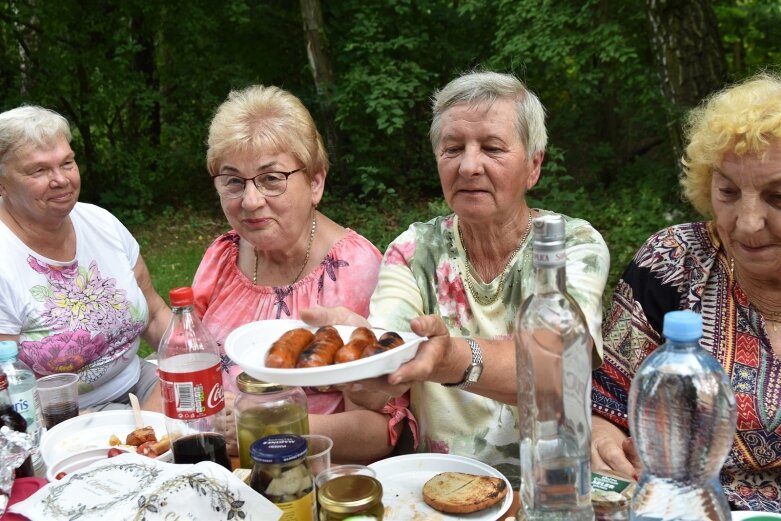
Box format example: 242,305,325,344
225,319,426,387
45,446,133,482
732,513,781,520
40,410,172,469
368,453,513,520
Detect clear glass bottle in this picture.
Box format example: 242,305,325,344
158,287,231,470
514,214,594,521
235,373,310,468
317,474,383,521
0,340,44,474
250,434,315,520
628,310,736,520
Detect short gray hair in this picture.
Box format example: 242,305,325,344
0,105,72,176
429,71,547,162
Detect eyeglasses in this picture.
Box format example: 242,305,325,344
212,168,305,199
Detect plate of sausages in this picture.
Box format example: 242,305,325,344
224,319,426,387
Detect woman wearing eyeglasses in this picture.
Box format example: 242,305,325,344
193,85,386,462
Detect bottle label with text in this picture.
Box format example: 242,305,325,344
159,363,224,420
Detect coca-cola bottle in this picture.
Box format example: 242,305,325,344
158,287,231,470
0,370,35,478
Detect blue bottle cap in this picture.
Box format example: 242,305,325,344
662,310,702,342
250,434,307,464
0,340,19,362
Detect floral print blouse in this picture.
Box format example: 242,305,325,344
369,210,610,487
592,221,781,511
192,229,382,414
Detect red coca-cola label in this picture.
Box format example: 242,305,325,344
158,363,224,420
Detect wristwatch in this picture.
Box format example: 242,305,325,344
442,337,483,390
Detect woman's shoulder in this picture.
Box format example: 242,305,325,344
393,214,453,243
335,229,382,260
639,221,714,257
199,230,241,267
70,202,121,226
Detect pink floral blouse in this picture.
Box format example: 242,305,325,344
192,229,382,414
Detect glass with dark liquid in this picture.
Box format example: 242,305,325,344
42,401,80,429
172,432,231,470
37,373,80,428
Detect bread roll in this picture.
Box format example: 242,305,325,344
422,471,508,514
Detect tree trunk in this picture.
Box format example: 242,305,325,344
299,0,340,168
645,0,727,163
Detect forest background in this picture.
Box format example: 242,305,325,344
1,0,779,356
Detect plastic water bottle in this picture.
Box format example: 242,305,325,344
0,370,35,478
0,340,43,474
628,310,736,520
515,214,594,521
158,287,231,470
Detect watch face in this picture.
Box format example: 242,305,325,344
467,364,484,383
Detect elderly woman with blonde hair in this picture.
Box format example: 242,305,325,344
193,85,393,463
591,72,781,511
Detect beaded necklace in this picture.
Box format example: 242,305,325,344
458,211,532,306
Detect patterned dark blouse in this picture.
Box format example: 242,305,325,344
592,221,781,511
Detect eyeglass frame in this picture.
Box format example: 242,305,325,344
211,168,306,199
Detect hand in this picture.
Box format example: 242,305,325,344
339,377,410,407
384,314,452,386
591,415,641,480
300,306,370,328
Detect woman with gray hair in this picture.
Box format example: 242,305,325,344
0,105,169,411
304,70,610,486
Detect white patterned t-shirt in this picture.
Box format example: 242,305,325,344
0,202,149,408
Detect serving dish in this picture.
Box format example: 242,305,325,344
39,409,171,469
368,453,513,521
225,319,426,387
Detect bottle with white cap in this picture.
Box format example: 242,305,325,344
0,340,44,473
514,214,594,520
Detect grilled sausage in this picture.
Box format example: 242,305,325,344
334,327,378,364
361,331,405,358
266,328,315,368
297,326,344,367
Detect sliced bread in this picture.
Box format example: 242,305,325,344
422,471,508,514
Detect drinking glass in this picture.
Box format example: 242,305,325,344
37,373,79,429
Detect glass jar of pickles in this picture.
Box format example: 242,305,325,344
251,434,316,520
317,475,384,521
234,373,309,469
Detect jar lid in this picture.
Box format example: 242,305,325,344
236,373,288,394
250,434,307,464
317,475,383,513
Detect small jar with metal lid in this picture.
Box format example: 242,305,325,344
317,475,384,521
250,434,316,520
235,372,309,468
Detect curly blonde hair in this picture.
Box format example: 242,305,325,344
206,85,328,181
681,72,781,218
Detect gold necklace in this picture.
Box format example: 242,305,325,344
458,211,532,306
730,257,781,332
253,212,317,286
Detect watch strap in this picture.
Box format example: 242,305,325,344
442,337,483,389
